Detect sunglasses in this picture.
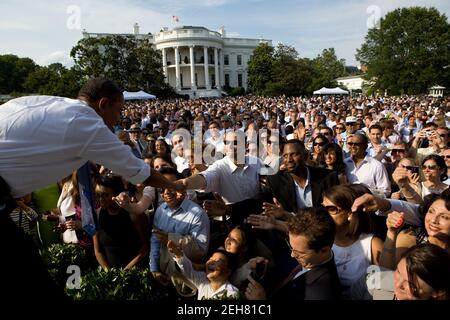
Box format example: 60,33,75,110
347,142,364,146
391,149,406,153
421,165,438,170
444,155,450,159
314,142,326,147
336,127,345,130
322,204,341,215
224,140,239,146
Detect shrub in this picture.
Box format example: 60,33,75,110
40,243,92,289
66,267,169,301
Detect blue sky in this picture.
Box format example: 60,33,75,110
1,0,449,67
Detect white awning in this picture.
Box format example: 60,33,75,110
313,87,349,95
123,90,156,100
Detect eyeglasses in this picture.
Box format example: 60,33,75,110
244,117,250,120
221,120,230,123
421,165,438,170
346,122,356,126
314,142,326,147
347,142,364,146
285,238,312,258
439,134,448,138
336,127,345,130
444,155,450,159
391,149,406,153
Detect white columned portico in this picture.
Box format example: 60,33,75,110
189,46,196,90
174,46,181,89
219,49,224,88
204,46,210,90
161,48,168,83
214,47,220,89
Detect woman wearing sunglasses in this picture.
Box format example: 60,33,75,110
322,185,383,298
309,134,327,167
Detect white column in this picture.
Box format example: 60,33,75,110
189,46,196,90
161,48,168,83
219,49,224,88
174,47,181,90
214,47,220,89
204,46,210,90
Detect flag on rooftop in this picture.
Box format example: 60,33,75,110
172,15,179,23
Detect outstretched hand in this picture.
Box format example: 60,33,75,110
351,193,379,213
173,179,187,193
113,192,131,210
262,197,289,219
167,239,183,258
203,192,227,217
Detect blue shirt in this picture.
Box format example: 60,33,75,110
150,198,209,272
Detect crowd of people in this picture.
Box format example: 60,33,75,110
2,78,450,300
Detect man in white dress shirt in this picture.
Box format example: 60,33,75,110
344,133,391,197
0,78,180,300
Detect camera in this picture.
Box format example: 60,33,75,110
406,166,419,174
64,214,76,221
425,131,432,138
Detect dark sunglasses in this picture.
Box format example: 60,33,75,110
347,142,364,146
391,149,406,153
322,204,340,214
224,140,239,146
314,142,326,147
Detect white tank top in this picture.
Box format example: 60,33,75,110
332,233,373,290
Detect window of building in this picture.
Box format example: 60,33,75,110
211,74,216,87
237,55,242,65
195,73,198,86
224,55,229,65
225,74,230,87
180,74,184,87
238,74,243,87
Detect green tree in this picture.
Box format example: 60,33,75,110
0,54,37,93
311,48,346,90
24,64,83,98
247,42,275,95
356,7,450,95
70,35,174,98
265,44,315,96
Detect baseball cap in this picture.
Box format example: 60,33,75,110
345,116,357,124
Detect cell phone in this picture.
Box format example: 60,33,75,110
251,262,267,281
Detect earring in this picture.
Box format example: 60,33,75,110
347,214,352,222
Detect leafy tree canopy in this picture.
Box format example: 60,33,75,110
356,6,450,95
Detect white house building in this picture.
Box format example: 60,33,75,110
336,75,365,93
82,24,271,98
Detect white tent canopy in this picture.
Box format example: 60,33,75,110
313,87,349,95
123,90,156,100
